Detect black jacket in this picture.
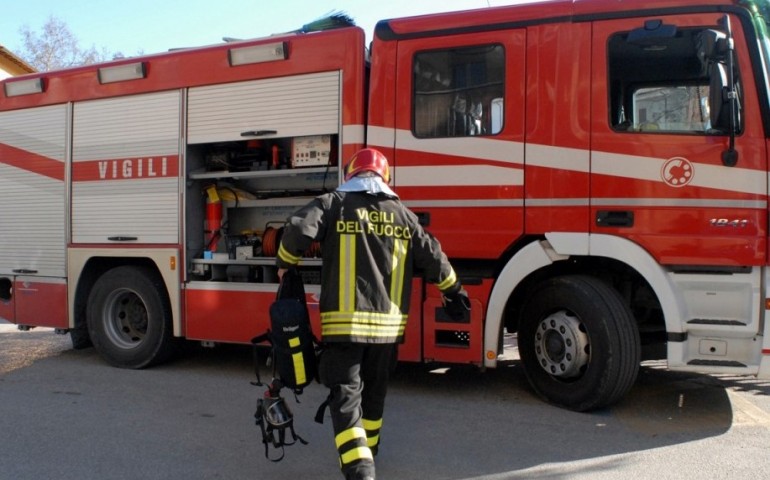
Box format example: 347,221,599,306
276,189,459,344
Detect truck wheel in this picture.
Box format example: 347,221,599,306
87,265,175,369
518,275,640,411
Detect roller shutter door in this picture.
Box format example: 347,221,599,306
0,105,66,276
71,91,181,244
188,71,340,144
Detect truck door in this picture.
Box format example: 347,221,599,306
0,105,68,328
590,14,767,340
591,13,766,267
392,30,525,363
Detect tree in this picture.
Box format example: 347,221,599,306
17,16,121,72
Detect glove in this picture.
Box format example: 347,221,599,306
442,289,470,321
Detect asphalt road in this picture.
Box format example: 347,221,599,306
1,320,769,480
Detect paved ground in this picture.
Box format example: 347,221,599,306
1,320,769,479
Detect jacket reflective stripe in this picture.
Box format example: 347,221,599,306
437,268,458,291
389,238,408,314
322,321,406,339
339,234,356,312
277,243,302,265
288,336,306,385
322,311,407,323
322,323,406,339
321,310,407,339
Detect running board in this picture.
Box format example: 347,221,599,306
687,359,747,367
687,318,747,326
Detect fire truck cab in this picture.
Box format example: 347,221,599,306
2,0,770,410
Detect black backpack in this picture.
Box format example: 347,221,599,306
252,268,318,393
251,269,319,460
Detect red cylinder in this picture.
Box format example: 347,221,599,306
272,145,279,169
205,200,222,251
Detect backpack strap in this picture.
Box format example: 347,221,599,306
250,333,273,387
314,393,332,424
290,424,309,445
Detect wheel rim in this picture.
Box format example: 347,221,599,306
101,288,148,349
534,310,590,378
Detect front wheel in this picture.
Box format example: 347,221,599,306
87,265,175,369
518,275,640,411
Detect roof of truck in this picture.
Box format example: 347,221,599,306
375,0,754,41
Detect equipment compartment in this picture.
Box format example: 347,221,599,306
185,135,338,285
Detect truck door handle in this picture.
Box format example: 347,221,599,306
107,236,138,241
240,129,277,137
12,269,37,274
596,210,634,227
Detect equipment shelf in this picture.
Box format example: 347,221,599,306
190,258,322,266
188,166,337,181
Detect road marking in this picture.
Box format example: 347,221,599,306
727,390,770,426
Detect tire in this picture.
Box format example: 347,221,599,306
518,275,640,411
69,324,92,350
87,265,175,369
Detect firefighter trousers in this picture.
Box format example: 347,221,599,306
319,342,397,479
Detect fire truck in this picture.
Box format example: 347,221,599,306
2,0,770,411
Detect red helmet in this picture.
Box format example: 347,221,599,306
344,148,390,183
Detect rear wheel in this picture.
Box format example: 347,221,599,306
518,275,640,411
87,265,175,369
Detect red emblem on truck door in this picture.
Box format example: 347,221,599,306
661,157,694,187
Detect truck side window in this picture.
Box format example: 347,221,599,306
608,26,742,134
413,44,505,138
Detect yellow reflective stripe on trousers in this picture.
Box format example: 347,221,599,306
366,434,380,448
340,447,374,465
437,267,458,291
288,337,306,385
335,426,373,467
335,427,367,448
362,418,383,430
362,417,382,448
389,239,407,313
339,234,356,312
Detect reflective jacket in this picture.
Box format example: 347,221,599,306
276,186,459,344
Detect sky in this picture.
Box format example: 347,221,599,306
0,0,530,58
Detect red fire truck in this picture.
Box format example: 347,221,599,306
2,0,770,411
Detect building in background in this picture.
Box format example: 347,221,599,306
0,45,35,79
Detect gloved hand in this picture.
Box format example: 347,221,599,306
442,288,470,320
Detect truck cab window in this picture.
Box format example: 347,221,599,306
608,25,742,135
413,44,505,138
632,85,710,132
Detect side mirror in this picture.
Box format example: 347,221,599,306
697,29,729,64
705,16,740,166
708,62,730,131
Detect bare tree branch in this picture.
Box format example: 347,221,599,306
17,16,121,71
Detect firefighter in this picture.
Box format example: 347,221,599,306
276,148,469,480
